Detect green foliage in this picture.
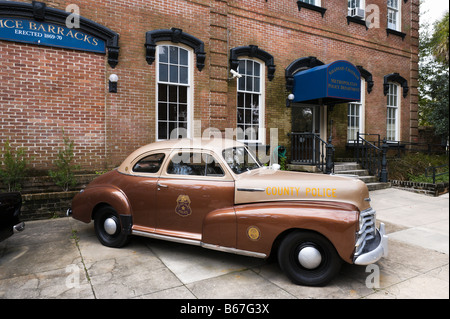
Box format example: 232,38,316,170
49,133,80,191
388,153,449,182
418,11,449,139
408,171,449,183
430,12,449,66
0,140,29,192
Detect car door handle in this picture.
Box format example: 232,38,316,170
157,182,168,189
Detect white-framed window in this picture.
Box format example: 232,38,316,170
386,83,400,141
348,0,365,18
236,59,265,144
348,103,362,141
156,44,192,140
347,80,366,142
387,0,401,31
299,0,321,6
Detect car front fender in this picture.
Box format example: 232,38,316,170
233,201,359,263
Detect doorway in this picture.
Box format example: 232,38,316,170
292,105,320,134
291,104,322,164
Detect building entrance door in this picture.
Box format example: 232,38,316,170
291,105,321,164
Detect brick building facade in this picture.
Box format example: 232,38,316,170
1,0,419,170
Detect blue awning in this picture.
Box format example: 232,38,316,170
292,60,361,104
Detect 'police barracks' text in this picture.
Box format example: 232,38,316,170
265,187,337,198
0,19,100,46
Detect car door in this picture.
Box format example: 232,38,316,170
120,151,167,231
155,150,235,240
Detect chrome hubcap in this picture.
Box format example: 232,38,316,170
298,246,322,269
104,217,118,235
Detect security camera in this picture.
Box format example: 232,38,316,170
230,69,243,79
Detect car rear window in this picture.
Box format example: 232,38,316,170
133,153,166,173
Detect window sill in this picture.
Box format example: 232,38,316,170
386,28,406,40
296,1,327,18
346,16,368,30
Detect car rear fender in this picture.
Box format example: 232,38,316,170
71,186,132,224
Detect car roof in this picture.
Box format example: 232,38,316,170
117,138,246,174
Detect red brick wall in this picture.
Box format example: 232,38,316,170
0,41,106,169
1,0,419,169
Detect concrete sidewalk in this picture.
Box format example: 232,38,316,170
0,188,448,299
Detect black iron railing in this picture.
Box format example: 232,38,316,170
386,140,448,156
425,164,449,184
289,133,334,173
354,132,388,182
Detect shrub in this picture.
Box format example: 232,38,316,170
0,140,29,192
49,133,81,191
388,152,449,182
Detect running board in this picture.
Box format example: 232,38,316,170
132,230,267,259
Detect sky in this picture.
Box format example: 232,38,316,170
420,0,449,25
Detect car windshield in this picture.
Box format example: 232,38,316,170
222,147,261,174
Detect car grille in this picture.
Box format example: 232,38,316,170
354,207,378,257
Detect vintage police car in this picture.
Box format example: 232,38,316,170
70,138,388,286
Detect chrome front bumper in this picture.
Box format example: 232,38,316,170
354,222,388,265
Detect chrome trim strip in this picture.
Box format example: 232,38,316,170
237,188,266,192
132,230,201,246
132,230,267,259
201,243,267,259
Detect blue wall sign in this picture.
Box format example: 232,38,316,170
293,60,361,103
0,18,106,54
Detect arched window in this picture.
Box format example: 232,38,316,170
386,82,400,141
156,44,192,140
145,28,205,141
236,59,265,143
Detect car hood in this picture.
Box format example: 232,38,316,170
234,168,371,211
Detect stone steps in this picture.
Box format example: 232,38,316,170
333,162,391,191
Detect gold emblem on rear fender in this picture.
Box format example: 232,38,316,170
247,226,261,241
175,195,192,217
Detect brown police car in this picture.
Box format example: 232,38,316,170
70,138,387,286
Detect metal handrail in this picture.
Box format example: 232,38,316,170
355,132,388,182
357,133,381,147
289,132,334,173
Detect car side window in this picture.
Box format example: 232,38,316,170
167,152,225,177
133,153,166,173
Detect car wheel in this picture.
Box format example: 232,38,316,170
277,230,342,286
94,206,129,248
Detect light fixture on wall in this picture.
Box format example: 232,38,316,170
286,93,294,107
109,74,118,93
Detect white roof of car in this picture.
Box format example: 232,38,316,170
117,138,246,173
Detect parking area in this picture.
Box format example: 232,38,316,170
0,188,448,300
